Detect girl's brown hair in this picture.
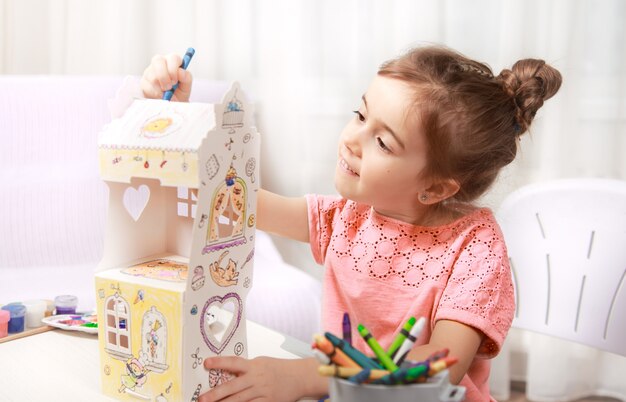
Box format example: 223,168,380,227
378,46,562,202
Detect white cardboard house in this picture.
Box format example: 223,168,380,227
95,81,260,401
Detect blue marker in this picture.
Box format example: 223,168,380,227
347,368,371,384
162,47,195,101
324,332,382,370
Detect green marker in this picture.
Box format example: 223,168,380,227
357,324,399,372
387,316,416,358
403,361,430,383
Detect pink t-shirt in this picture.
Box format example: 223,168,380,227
306,195,515,401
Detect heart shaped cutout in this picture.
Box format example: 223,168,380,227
200,293,243,355
123,185,150,221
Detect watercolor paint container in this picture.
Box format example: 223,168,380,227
22,299,47,328
0,310,10,338
44,299,55,317
2,304,27,334
328,370,465,402
54,295,78,315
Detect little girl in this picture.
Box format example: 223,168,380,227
141,45,562,401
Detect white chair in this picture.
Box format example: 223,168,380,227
493,178,626,401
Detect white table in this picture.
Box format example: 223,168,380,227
0,320,315,402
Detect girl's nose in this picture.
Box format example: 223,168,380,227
343,127,362,157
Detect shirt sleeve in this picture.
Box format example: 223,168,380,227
434,221,515,358
305,194,345,265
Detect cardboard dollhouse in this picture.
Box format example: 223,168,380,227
95,81,260,402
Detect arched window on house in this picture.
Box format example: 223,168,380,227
104,294,132,360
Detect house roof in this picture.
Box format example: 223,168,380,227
98,99,216,152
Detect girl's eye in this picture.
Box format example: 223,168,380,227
377,137,391,152
352,110,365,122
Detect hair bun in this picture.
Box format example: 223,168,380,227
498,59,562,133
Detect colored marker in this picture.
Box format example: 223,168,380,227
402,348,450,375
347,368,371,384
386,316,416,358
413,356,459,384
342,312,352,345
426,348,449,363
357,324,398,372
427,356,458,377
324,332,382,370
163,47,195,101
402,361,431,383
317,365,390,380
392,316,426,365
313,334,360,368
311,348,330,365
370,362,429,385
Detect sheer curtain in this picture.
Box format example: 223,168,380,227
1,0,625,399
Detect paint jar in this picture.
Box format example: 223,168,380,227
43,299,55,317
22,299,47,328
1,304,26,334
54,295,78,315
0,310,10,338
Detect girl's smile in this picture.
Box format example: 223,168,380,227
338,154,359,176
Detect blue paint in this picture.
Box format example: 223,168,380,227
2,304,26,334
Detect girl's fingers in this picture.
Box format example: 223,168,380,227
165,53,183,83
203,356,248,373
141,53,191,101
173,70,193,102
148,55,172,92
140,60,164,99
150,53,182,92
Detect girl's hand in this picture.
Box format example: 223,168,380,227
199,356,316,402
140,53,193,102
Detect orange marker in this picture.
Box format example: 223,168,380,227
313,334,361,368
428,356,458,377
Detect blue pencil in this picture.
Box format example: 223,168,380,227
163,47,195,101
324,332,382,370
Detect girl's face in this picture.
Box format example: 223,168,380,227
335,76,431,222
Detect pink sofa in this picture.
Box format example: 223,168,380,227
0,75,321,343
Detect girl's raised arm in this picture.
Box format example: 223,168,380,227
256,189,309,243
140,55,309,243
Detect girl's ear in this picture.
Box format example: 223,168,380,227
420,178,460,204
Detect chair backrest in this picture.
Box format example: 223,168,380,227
496,178,626,356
